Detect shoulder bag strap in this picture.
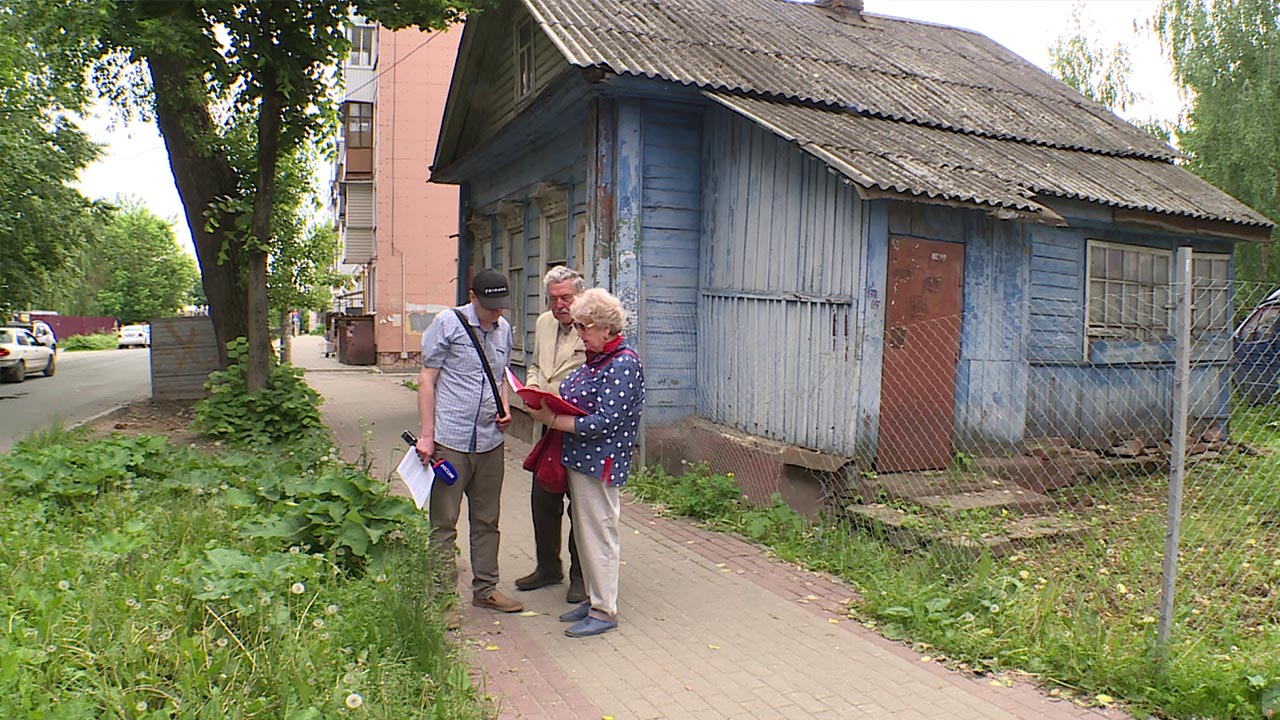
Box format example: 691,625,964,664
452,309,508,418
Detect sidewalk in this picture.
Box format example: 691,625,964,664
292,335,1132,720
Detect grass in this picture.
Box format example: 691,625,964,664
0,426,489,720
60,332,118,351
628,453,1280,720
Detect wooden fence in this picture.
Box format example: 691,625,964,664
150,317,220,401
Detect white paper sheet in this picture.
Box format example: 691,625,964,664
396,447,435,510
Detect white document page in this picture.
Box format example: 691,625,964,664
396,448,435,510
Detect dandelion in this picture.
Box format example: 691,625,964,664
57,580,70,591
291,582,306,595
345,692,363,709
319,632,331,641
326,604,339,615
126,598,141,610
374,574,387,584
260,596,272,607
136,701,147,712
313,618,325,629
289,546,301,554
46,645,57,653
216,637,229,648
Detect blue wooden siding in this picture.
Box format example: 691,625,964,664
698,109,864,454
885,203,1031,451
640,102,702,425
1025,223,1234,445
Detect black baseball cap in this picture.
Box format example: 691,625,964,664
471,269,511,310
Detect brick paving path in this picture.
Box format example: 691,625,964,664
299,336,1133,720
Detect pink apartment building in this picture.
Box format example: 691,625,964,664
333,20,462,368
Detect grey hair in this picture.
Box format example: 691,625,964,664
543,265,585,293
571,288,627,334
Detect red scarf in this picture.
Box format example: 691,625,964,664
586,334,625,364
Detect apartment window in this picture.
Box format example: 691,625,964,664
1087,241,1172,342
515,18,535,98
345,103,373,148
350,25,376,67
1192,254,1230,334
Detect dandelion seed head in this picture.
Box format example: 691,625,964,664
216,637,229,648
290,582,305,595
136,701,147,712
345,692,363,709
312,618,325,629
326,604,339,615
57,580,70,591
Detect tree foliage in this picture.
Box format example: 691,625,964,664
1049,3,1138,113
56,0,484,387
1157,0,1280,282
93,202,199,324
0,5,105,315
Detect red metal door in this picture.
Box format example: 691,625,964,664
877,237,964,472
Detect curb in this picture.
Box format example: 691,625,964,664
70,402,134,431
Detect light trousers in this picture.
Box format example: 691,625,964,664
567,467,621,619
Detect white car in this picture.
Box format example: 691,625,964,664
0,327,56,382
118,324,151,349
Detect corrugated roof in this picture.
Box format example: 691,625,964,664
522,0,1273,231
709,93,1274,229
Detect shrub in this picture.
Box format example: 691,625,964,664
195,337,324,446
60,332,117,351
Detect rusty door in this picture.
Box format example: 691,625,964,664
877,237,964,472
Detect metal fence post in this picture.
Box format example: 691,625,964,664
1158,246,1193,648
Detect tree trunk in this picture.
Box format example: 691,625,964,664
279,308,293,365
246,57,284,393
147,52,247,370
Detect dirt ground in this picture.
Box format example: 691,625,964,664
87,399,207,448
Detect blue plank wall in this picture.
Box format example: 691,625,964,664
467,115,588,372
886,203,1031,452
1025,217,1233,448
638,101,702,426
698,108,864,455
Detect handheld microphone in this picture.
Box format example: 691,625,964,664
401,431,458,485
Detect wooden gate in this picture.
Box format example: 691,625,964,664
877,237,964,472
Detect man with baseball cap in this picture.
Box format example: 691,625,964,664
417,268,521,613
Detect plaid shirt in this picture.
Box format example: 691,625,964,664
421,304,511,453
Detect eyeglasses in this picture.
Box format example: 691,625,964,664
572,321,595,332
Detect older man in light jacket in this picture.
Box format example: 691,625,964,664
515,265,588,603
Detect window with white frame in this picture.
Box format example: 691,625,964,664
515,18,535,99
1087,241,1172,342
1192,253,1230,334
349,25,376,67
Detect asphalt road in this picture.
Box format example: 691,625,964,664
0,348,152,452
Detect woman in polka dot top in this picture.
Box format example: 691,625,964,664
524,288,645,638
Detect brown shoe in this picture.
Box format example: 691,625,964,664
473,590,524,613
515,569,563,591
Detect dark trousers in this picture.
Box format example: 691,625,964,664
530,477,582,582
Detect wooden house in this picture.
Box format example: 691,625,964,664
430,0,1273,503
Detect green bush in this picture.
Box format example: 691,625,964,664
195,337,324,446
60,332,118,351
0,429,487,719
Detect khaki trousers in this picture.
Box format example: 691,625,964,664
567,468,621,619
429,443,506,598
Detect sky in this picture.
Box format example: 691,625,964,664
72,0,1180,257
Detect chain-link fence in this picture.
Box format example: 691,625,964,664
638,256,1280,672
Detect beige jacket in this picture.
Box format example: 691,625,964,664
526,310,586,392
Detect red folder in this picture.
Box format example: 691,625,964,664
506,368,587,416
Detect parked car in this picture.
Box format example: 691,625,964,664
0,327,56,382
8,317,57,353
1234,290,1280,404
118,323,151,349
